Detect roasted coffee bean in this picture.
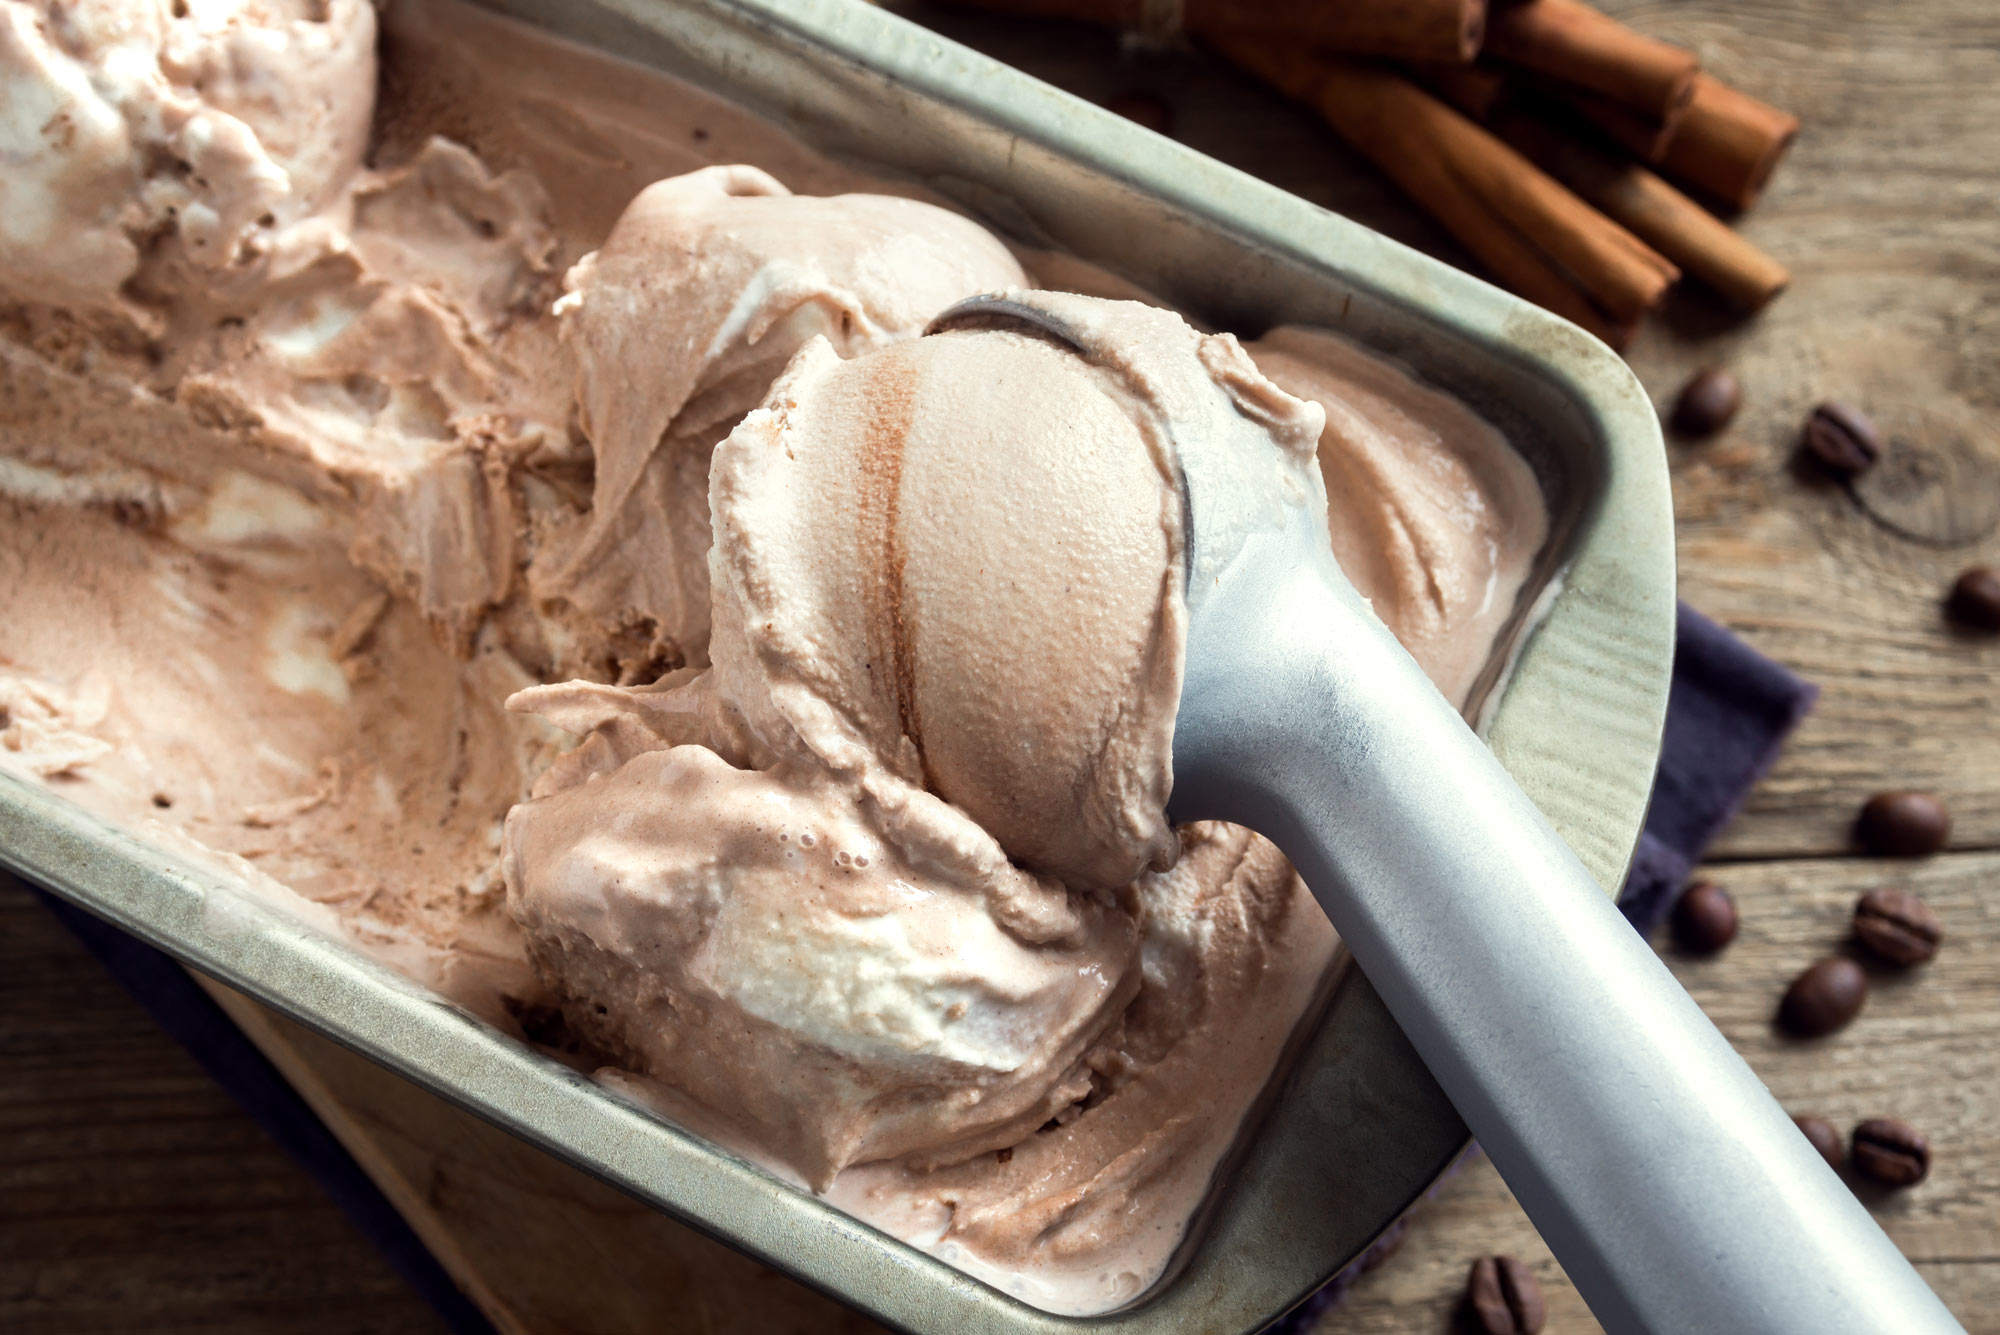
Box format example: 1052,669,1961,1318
1855,790,1952,857
1793,1114,1846,1170
1777,956,1867,1037
1670,367,1742,436
1852,887,1943,966
1104,89,1174,136
1801,401,1882,477
1852,1118,1930,1187
1671,880,1739,954
1465,1255,1545,1334
1946,565,2000,631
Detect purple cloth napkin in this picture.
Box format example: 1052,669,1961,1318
33,601,1813,1335
1614,603,1819,938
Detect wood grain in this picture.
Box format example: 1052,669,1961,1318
0,877,444,1335
1617,1,2000,862
194,978,885,1335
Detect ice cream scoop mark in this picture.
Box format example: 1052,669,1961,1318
442,727,472,823
854,355,927,783
513,95,631,168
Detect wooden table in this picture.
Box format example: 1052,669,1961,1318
6,1,1998,1330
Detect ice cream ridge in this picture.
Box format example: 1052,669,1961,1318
0,0,1545,1315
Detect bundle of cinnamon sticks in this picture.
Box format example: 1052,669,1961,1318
933,0,1799,350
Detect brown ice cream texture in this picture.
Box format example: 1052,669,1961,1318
0,0,1547,1316
536,163,1026,667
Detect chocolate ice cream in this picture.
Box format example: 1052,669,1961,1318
0,0,1548,1315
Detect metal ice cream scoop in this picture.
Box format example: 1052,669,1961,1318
928,294,1963,1335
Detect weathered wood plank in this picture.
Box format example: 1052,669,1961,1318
1329,847,2000,1332
0,877,444,1335
197,978,887,1335
1611,1,2000,860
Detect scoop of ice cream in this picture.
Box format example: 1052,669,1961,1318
0,0,377,315
696,291,1323,893
826,820,1336,1315
500,697,1142,1189
1246,326,1548,709
534,164,1029,669
503,291,1325,1189
706,304,1198,890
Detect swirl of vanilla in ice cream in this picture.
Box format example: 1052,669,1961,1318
0,0,377,316
532,164,1029,669
501,292,1325,1189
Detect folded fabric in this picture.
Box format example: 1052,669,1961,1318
1615,602,1819,937
32,601,1813,1335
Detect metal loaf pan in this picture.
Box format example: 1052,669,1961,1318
0,0,1676,1330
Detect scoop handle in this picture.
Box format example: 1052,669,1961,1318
1169,537,1963,1335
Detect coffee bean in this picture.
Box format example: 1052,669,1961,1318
1793,1113,1845,1171
1852,887,1943,966
1104,89,1174,136
1465,1255,1545,1334
1801,401,1882,477
1670,367,1741,436
1852,1118,1930,1187
1777,956,1867,1037
1855,790,1951,857
1946,565,2000,631
1671,880,1738,954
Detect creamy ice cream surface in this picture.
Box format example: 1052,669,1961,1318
502,292,1346,1308
1248,326,1547,709
0,0,377,316
0,0,1550,1316
535,163,1028,668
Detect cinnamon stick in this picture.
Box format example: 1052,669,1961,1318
1213,38,1678,346
1414,63,1687,165
1501,116,1789,311
1484,0,1697,123
922,0,1488,62
1405,61,1512,120
1191,0,1488,64
1559,87,1687,163
1659,73,1800,210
